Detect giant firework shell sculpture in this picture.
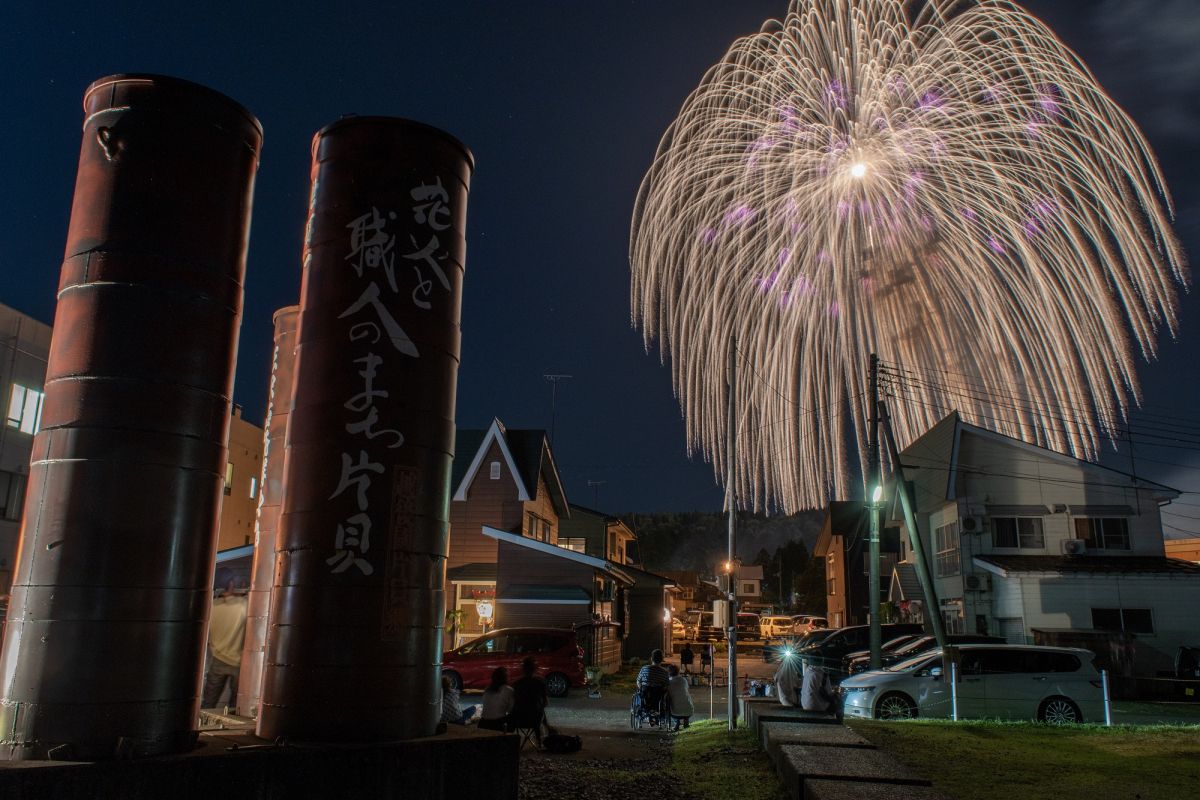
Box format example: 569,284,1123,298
630,0,1187,512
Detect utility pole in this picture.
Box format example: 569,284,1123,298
543,373,572,446
725,337,738,730
879,400,947,655
868,354,883,670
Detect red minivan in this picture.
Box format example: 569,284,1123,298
441,627,587,697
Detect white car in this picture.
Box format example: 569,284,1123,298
839,644,1105,724
759,615,795,638
791,615,828,635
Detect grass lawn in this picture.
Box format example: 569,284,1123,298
848,718,1200,800
670,719,785,800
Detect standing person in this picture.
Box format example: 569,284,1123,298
441,674,477,725
680,643,695,677
201,567,247,709
666,664,695,731
700,643,713,677
512,656,551,745
479,667,515,731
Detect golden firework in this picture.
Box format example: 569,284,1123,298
630,0,1187,512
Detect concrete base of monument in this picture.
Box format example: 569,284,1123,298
0,723,519,800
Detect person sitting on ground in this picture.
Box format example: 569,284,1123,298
636,648,671,690
774,651,802,707
801,663,837,713
478,666,515,731
511,656,552,745
680,642,695,676
666,664,694,731
441,674,478,725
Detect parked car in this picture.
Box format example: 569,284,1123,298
736,612,764,641
759,615,796,638
840,644,1105,723
844,634,1007,675
791,615,828,635
671,617,687,640
441,627,586,697
838,634,921,671
798,623,925,678
687,610,723,641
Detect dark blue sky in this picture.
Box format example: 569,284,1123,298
2,1,1197,523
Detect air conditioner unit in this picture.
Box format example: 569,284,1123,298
964,574,991,592
960,516,984,534
1062,539,1087,556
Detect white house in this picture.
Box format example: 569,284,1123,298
888,411,1200,676
736,564,763,604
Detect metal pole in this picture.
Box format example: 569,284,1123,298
878,401,948,652
950,660,959,721
726,337,738,730
868,355,882,670
1102,669,1112,726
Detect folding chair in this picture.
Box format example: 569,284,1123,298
513,724,540,751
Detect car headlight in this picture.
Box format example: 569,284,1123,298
841,685,876,694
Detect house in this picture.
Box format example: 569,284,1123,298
887,411,1200,675
0,303,51,598
735,564,767,611
661,571,723,616
815,501,903,627
445,418,570,646
558,504,640,565
217,404,264,551
444,418,666,670
558,504,672,661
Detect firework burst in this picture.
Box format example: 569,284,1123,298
630,0,1187,512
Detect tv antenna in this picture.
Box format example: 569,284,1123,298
586,479,607,507
543,373,572,445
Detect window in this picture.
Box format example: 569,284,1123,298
940,599,965,634
461,634,509,655
741,582,755,595
224,462,234,496
992,517,1044,549
6,384,44,435
541,519,551,542
1074,518,1130,550
558,537,586,553
1092,607,1154,634
827,576,837,596
0,471,26,521
681,587,694,600
489,461,501,480
935,521,960,576
249,476,258,500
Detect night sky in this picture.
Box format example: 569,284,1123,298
2,2,1197,526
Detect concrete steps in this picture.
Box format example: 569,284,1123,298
739,697,951,800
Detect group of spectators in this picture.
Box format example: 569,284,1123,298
440,656,553,744
635,648,694,730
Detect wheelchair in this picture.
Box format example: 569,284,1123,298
630,685,671,730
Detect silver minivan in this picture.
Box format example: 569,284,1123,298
839,644,1105,723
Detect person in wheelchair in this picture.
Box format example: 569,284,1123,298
631,649,672,728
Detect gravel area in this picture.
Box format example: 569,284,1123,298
518,732,695,800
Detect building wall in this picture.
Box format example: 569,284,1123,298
624,582,670,661
558,506,605,557
1165,537,1200,564
447,440,526,569
0,305,52,595
216,406,264,552
494,540,596,629
989,572,1200,674
825,535,847,628
521,474,559,545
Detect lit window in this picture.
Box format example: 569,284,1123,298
489,461,501,480
249,476,258,500
6,384,44,435
224,462,234,496
558,537,586,553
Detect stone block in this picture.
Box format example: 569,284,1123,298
761,722,872,763
777,744,930,800
804,779,953,800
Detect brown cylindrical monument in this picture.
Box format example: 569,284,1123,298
258,118,472,742
237,305,300,718
0,74,261,760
